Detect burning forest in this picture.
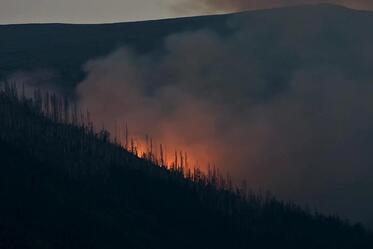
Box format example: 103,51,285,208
0,77,372,249
1,3,373,248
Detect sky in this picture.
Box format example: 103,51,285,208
1,0,373,24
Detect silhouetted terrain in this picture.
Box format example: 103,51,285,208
1,4,373,90
0,13,231,88
0,84,372,248
1,4,373,248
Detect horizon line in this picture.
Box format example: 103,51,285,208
0,3,368,26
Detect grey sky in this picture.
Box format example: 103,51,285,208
1,0,373,24
0,0,185,24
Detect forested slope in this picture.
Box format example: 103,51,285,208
0,84,371,249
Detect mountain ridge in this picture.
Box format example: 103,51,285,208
0,3,370,26
1,3,373,88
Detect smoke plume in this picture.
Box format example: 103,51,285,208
76,12,373,227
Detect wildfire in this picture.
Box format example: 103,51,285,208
115,134,196,174
110,122,217,176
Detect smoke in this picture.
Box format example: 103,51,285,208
177,0,373,12
76,13,373,227
4,70,68,97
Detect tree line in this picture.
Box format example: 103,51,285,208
0,80,372,249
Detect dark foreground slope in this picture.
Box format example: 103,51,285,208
0,88,372,248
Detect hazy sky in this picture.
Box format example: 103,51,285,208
1,0,373,24
0,0,180,24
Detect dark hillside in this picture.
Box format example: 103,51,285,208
0,14,231,87
2,4,373,90
0,85,372,248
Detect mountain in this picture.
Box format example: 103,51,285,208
0,79,372,249
0,13,231,88
1,4,373,89
1,4,373,248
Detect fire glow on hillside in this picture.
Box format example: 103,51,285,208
113,123,216,174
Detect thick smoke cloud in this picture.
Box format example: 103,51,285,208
179,0,373,12
76,14,373,227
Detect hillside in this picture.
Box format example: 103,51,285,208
0,84,372,248
1,4,373,248
0,14,231,88
1,4,373,90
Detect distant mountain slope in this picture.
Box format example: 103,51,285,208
0,84,372,247
1,4,373,89
0,14,231,87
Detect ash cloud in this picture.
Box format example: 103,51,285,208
76,14,373,227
